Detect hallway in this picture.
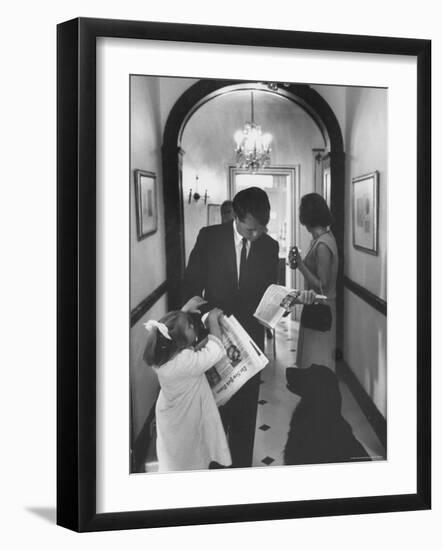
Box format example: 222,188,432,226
253,316,386,467
128,75,389,478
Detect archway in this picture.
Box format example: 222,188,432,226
162,79,345,355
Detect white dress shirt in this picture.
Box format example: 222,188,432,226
233,220,250,282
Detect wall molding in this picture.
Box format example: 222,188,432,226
344,276,387,316
130,281,168,327
336,360,387,453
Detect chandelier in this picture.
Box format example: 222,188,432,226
234,91,272,172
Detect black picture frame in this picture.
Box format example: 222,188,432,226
134,170,158,240
57,17,431,532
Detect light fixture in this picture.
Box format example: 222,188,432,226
313,148,325,162
188,175,209,204
234,91,272,172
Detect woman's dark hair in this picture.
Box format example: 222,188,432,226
232,187,270,226
143,311,192,367
299,193,332,228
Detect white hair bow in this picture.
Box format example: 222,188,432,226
143,320,172,340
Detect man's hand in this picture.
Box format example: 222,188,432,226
181,295,207,314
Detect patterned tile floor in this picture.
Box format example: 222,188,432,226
252,316,386,467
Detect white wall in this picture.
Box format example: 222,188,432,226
343,87,388,414
130,76,200,437
312,84,347,138
130,76,166,308
344,87,388,299
344,290,387,415
130,75,165,437
318,84,388,413
130,76,197,306
314,85,388,295
159,76,198,131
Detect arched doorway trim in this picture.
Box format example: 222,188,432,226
164,80,344,153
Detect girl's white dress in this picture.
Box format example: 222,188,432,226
154,335,232,472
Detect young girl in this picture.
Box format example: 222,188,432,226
143,307,232,472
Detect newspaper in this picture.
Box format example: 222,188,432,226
253,284,327,330
206,315,268,406
253,284,301,330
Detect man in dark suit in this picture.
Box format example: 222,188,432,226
183,187,279,467
220,200,234,224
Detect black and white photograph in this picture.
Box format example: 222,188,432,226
129,76,388,475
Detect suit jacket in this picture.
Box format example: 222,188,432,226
183,221,279,347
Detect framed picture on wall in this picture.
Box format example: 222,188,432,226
352,171,379,254
134,170,158,240
57,17,431,533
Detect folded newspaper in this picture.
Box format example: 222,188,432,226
253,284,326,330
206,315,268,406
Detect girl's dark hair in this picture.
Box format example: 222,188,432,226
299,193,332,228
143,311,192,367
232,187,270,226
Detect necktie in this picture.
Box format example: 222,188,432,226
239,237,248,289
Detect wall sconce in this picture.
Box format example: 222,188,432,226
188,176,209,204
312,148,325,162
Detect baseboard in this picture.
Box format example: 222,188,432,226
336,360,387,452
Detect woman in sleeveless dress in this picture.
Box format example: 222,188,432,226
289,193,339,372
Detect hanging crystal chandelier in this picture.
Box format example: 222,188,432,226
234,91,272,172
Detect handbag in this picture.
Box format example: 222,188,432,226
300,285,332,332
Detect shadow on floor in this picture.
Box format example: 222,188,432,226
26,506,56,524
